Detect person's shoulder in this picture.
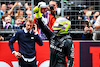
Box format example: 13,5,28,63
48,13,54,17
65,35,73,44
16,29,24,34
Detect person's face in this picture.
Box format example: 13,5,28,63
5,17,11,23
26,21,33,32
49,1,57,11
93,12,100,20
8,4,13,8
1,4,7,11
20,10,24,15
15,19,22,25
25,3,29,9
26,11,32,18
95,12,100,16
41,8,47,14
82,9,87,13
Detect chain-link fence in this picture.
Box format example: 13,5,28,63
0,0,32,32
0,0,100,40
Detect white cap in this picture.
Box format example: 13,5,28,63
38,2,47,8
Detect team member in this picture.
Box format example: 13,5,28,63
33,6,74,67
9,18,43,67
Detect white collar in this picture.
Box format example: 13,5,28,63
24,28,32,34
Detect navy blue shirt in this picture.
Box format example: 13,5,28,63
9,29,43,58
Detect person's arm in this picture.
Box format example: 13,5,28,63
4,34,12,41
7,2,18,15
33,24,43,46
9,32,18,52
0,33,12,41
0,35,3,41
33,6,54,39
35,34,43,46
37,18,54,39
65,38,74,67
9,31,22,58
94,15,100,30
95,25,100,30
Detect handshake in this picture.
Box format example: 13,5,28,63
33,5,42,19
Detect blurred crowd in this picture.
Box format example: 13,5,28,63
0,0,100,40
0,0,61,41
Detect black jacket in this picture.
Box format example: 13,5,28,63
38,18,74,67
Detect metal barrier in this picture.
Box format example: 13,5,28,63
0,0,100,33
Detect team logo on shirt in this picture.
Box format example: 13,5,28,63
50,45,62,52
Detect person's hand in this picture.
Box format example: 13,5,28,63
84,25,89,34
95,25,100,30
14,52,22,58
33,5,42,19
84,25,93,34
33,24,37,33
14,2,18,6
25,3,30,10
0,36,3,41
89,27,93,34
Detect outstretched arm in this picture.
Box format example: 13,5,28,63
33,6,54,39
37,18,54,39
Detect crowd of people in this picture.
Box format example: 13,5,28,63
76,5,100,40
0,0,60,41
0,0,100,41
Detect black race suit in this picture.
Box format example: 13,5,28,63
38,18,74,67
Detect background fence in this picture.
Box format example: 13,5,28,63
0,0,100,39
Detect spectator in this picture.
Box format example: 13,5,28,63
7,2,16,15
14,16,23,29
0,15,6,29
34,2,55,40
15,8,26,22
78,6,88,20
4,15,13,30
7,2,23,19
24,3,31,10
0,32,13,41
7,2,19,16
9,18,43,67
24,2,33,18
81,8,98,40
26,10,32,19
7,1,14,10
81,25,93,40
6,2,22,25
90,11,100,26
0,15,14,41
0,4,7,17
48,1,61,18
93,14,100,40
0,15,14,29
